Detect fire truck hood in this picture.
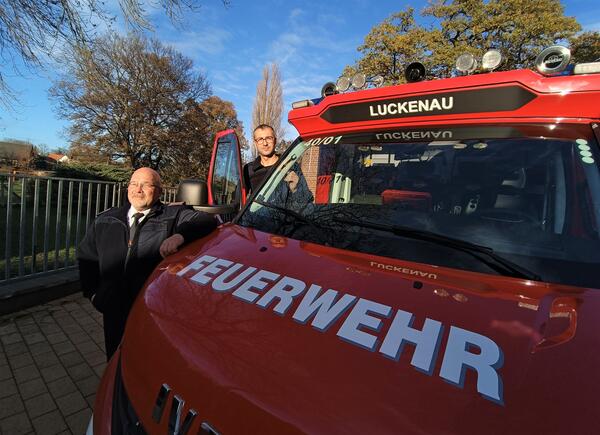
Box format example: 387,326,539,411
120,225,600,434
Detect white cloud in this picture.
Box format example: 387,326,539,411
582,21,600,31
282,72,331,101
168,28,232,56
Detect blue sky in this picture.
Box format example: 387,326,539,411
0,0,599,153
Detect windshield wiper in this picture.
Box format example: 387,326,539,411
252,199,316,225
333,217,541,281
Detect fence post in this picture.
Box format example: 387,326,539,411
5,176,13,280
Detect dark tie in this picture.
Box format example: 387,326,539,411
129,212,144,247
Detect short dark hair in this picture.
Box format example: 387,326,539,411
253,124,275,138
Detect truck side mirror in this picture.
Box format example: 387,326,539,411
177,178,239,217
176,179,209,206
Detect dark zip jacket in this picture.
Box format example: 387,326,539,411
77,201,216,313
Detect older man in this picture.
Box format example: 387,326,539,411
77,167,216,359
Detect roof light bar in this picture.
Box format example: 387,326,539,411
291,99,314,109
573,62,600,75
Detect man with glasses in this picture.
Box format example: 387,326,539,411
77,167,216,359
243,124,280,194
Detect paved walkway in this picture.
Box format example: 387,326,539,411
0,294,105,435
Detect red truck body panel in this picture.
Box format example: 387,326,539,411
112,226,600,434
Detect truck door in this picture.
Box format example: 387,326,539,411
207,129,245,221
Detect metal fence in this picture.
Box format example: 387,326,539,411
0,173,177,285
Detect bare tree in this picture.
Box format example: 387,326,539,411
51,33,211,170
0,0,228,107
252,63,284,155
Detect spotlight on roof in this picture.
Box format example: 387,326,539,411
371,75,384,87
405,62,426,83
351,73,367,90
336,76,350,92
456,53,478,74
321,82,338,98
535,46,571,76
482,50,503,71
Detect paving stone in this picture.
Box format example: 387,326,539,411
18,377,48,400
66,332,88,345
9,352,34,370
4,342,28,357
1,294,107,434
18,324,40,335
0,411,33,434
45,333,68,345
63,303,80,312
31,410,67,435
41,364,68,383
83,351,105,367
15,316,35,327
52,341,76,356
75,341,100,355
24,392,56,419
70,311,88,320
0,363,12,381
13,364,41,384
58,318,77,328
55,391,87,417
66,363,94,382
32,352,61,369
65,408,92,434
61,324,83,335
93,364,106,378
91,335,105,347
40,324,62,335
76,317,97,327
31,311,50,321
47,376,78,400
36,314,58,324
58,351,85,368
23,332,46,346
0,322,18,335
51,313,69,321
1,333,24,345
28,342,53,356
0,394,25,419
85,394,96,408
75,376,100,397
0,378,18,398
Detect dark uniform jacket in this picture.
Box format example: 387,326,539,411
243,155,279,194
77,201,216,314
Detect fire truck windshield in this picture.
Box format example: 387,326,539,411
237,123,600,288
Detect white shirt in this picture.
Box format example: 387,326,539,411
127,207,151,227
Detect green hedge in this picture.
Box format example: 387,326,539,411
54,162,131,182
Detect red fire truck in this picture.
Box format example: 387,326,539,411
90,47,600,434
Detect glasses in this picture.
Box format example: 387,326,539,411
128,181,157,190
254,136,275,145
